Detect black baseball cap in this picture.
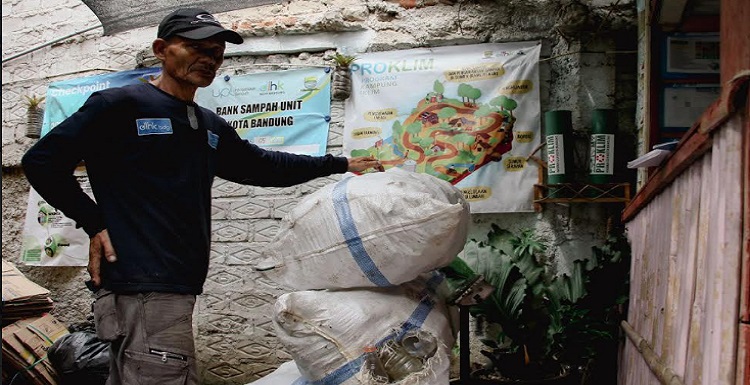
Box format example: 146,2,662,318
158,8,243,44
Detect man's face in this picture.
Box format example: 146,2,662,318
159,36,226,88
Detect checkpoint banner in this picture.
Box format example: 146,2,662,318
23,68,161,266
195,67,332,156
41,67,162,137
344,42,541,213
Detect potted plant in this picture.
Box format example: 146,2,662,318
329,52,357,100
442,225,630,384
24,94,45,139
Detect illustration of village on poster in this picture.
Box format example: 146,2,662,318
344,42,542,213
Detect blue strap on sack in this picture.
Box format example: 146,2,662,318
332,177,393,287
291,272,445,385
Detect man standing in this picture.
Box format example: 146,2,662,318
22,8,382,384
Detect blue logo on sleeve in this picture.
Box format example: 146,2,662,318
136,119,173,136
207,131,219,149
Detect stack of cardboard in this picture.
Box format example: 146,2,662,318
2,260,67,384
2,260,54,325
2,313,69,385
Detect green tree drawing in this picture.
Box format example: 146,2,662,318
453,132,476,151
501,96,518,117
438,107,458,123
418,136,435,149
458,83,471,105
475,105,492,125
467,87,482,107
406,122,423,137
489,95,508,111
433,80,445,95
392,120,404,137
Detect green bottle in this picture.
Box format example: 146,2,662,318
589,109,616,184
544,110,573,198
544,110,573,185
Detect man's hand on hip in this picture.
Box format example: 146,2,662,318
88,229,117,289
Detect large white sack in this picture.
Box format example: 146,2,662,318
273,272,457,385
257,168,470,290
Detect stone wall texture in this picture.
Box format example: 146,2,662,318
2,0,637,383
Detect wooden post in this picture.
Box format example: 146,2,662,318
725,0,750,383
720,0,750,86
737,74,750,385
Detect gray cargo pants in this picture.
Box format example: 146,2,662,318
93,289,198,385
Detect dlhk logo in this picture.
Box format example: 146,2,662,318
261,81,283,92
136,119,172,136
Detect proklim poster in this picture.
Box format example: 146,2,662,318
23,68,161,266
195,67,332,156
344,42,541,213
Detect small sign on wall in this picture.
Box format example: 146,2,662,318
663,33,720,77
661,83,720,140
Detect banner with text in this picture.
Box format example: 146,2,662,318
22,170,96,266
41,67,162,137
23,68,161,266
344,42,541,213
195,67,332,156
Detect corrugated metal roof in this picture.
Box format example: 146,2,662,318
81,0,283,35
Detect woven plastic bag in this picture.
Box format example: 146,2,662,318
257,168,470,290
273,272,457,385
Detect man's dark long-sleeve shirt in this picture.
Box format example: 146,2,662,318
22,83,348,294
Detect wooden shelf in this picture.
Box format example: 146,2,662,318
533,183,631,211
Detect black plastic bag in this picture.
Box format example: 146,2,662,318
48,331,110,385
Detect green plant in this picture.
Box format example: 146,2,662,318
442,225,631,381
329,52,357,100
24,94,46,138
329,52,358,67
555,231,631,382
24,94,45,109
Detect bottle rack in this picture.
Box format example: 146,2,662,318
533,182,631,211
525,150,631,212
